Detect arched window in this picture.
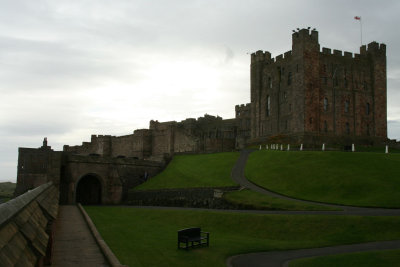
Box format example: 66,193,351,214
344,100,349,113
266,95,271,116
346,122,350,135
323,98,328,111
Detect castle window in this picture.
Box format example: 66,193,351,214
344,100,349,113
266,95,271,116
334,76,338,86
287,72,292,85
324,121,328,132
269,77,272,88
346,122,350,135
283,91,287,99
366,103,370,115
323,98,329,111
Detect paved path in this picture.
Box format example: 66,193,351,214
227,240,400,267
231,149,400,216
52,205,109,267
227,149,400,267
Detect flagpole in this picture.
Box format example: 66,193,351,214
354,16,362,46
360,17,363,46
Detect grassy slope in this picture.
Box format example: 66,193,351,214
85,206,400,267
245,150,400,208
223,189,338,211
0,182,16,198
290,249,400,267
134,152,239,190
133,152,334,210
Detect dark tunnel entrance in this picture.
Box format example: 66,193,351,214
76,174,102,204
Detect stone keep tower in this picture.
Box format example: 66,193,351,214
250,28,387,145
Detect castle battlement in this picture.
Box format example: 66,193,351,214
292,28,319,42
251,50,293,64
235,103,251,109
360,42,386,55
321,41,386,60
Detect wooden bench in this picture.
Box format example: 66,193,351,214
177,227,209,250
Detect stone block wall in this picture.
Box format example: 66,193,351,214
15,145,62,197
0,182,59,266
250,28,387,146
127,186,240,209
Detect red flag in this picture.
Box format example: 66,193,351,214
354,16,361,20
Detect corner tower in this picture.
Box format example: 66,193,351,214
249,28,387,145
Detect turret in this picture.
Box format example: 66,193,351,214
292,28,320,55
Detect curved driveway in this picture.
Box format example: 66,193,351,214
227,149,400,267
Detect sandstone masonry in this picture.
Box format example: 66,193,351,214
15,28,389,204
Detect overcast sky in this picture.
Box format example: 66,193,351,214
1,0,399,182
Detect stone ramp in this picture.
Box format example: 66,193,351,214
52,205,109,267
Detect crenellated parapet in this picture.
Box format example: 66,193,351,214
321,41,386,60
292,28,319,43
251,50,293,64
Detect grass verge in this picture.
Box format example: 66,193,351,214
0,182,15,199
223,189,339,211
290,249,400,267
85,206,400,267
245,150,400,208
133,152,239,190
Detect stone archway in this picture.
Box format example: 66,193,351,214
76,174,102,204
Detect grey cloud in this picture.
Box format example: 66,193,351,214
1,0,400,182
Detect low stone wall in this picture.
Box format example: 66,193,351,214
127,186,242,209
0,182,59,267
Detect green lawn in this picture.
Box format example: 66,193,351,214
85,206,400,267
223,189,339,211
134,152,239,190
290,249,400,267
0,182,15,199
245,150,400,208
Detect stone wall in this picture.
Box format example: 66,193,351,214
127,186,241,209
15,144,62,197
60,155,165,204
250,28,387,146
0,182,59,266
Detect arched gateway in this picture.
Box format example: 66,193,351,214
76,174,102,204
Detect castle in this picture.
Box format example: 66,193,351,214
15,28,387,204
250,28,386,145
